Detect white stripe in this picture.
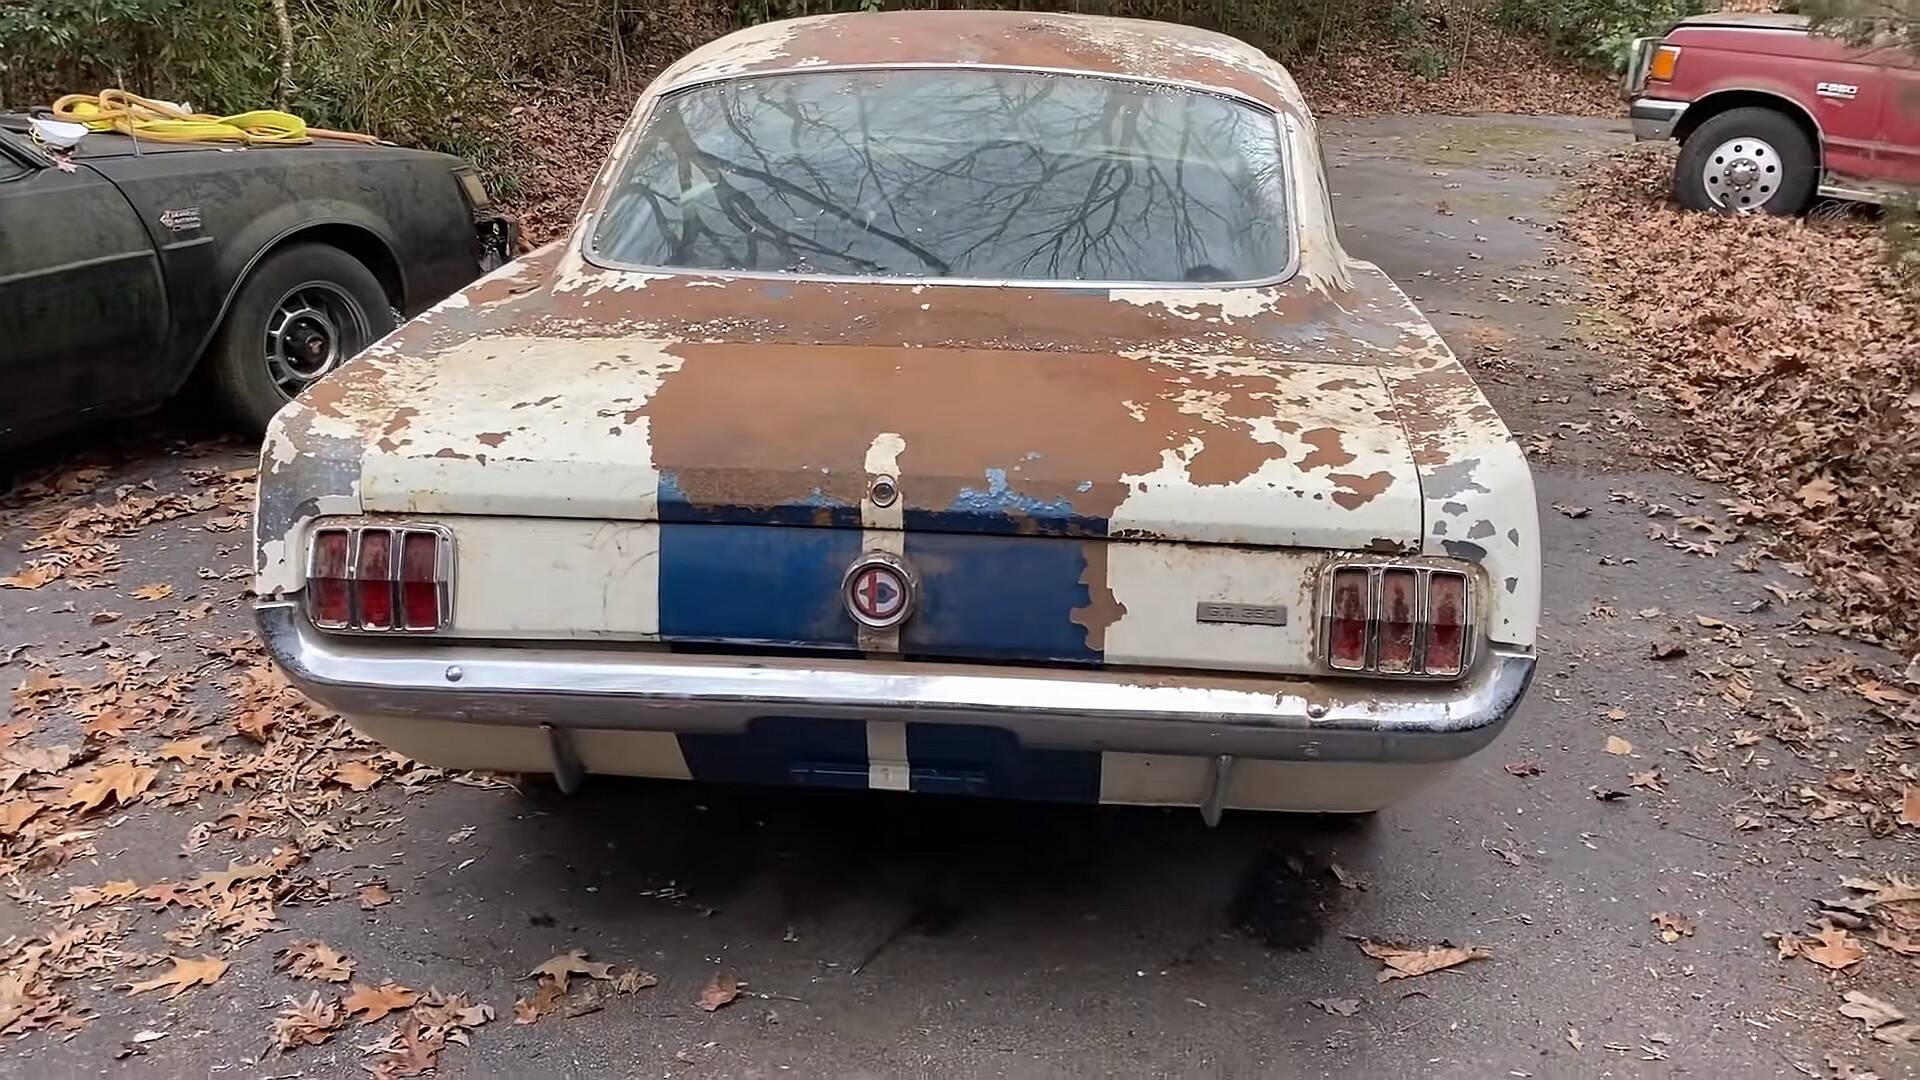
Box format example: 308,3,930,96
858,432,907,654
866,720,910,791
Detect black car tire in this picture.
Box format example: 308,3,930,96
1673,107,1817,216
207,242,395,432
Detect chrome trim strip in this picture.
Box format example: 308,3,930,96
1818,181,1903,207
580,62,1302,291
256,602,1533,765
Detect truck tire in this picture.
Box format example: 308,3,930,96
1673,107,1816,215
207,242,395,432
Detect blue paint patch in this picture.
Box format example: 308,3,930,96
659,523,861,647
677,718,868,789
906,724,1101,802
900,532,1101,664
950,468,1076,518
656,470,860,527
905,467,1107,536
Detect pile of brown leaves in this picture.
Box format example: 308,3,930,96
1566,146,1920,649
1294,22,1614,117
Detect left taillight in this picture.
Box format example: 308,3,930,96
1318,562,1475,679
306,524,451,633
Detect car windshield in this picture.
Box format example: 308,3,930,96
590,69,1292,283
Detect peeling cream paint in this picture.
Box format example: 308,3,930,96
1107,288,1281,321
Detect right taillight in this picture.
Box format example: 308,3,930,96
1320,563,1473,679
1423,572,1467,676
305,524,451,634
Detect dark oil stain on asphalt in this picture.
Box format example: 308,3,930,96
1230,845,1348,951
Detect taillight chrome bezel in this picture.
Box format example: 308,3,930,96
1316,560,1476,680
304,523,454,634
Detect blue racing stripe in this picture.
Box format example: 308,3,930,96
677,718,869,789
905,724,1102,802
900,532,1102,664
657,523,862,648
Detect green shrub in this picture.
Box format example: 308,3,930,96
1494,0,1707,70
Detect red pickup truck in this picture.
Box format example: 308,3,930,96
1624,12,1919,213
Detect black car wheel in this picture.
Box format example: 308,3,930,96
208,242,395,431
1673,107,1816,216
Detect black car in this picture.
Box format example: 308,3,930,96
0,116,514,448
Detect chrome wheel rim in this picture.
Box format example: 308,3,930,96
1702,136,1783,211
264,282,370,397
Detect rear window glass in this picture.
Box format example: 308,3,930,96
589,69,1292,284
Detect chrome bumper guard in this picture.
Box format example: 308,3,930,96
256,603,1533,765
1628,98,1688,142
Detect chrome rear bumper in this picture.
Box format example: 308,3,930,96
256,602,1532,765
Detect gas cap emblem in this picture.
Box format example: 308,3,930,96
843,552,917,629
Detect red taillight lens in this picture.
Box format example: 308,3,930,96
1424,572,1466,676
1323,564,1473,678
1327,568,1371,670
310,529,351,629
306,524,449,634
355,529,395,630
400,531,441,630
1377,568,1418,673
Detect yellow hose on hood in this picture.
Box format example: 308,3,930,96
51,89,381,145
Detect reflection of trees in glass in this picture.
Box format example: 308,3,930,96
594,70,1290,282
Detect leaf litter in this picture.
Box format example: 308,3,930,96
1567,145,1920,650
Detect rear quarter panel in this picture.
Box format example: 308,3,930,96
87,144,480,396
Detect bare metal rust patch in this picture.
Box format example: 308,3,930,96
1069,541,1126,652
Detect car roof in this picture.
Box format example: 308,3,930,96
654,11,1309,116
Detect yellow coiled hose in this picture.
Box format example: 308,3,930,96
50,89,380,146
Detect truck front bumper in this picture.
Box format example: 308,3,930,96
1628,98,1688,142
257,602,1532,767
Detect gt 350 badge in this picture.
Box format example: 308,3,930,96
1195,601,1288,626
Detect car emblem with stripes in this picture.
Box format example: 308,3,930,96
843,552,917,629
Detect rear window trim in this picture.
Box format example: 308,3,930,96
580,62,1301,290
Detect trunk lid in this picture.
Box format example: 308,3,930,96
350,336,1423,549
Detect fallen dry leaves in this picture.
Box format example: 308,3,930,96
125,955,228,999
513,949,637,1024
60,761,156,813
697,971,740,1011
1802,925,1869,971
1354,940,1490,983
276,940,355,983
344,982,422,1024
271,992,345,1053
527,950,613,994
1651,911,1696,944
1568,146,1920,650
1840,991,1917,1047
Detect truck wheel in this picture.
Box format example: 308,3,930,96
1673,107,1816,215
207,242,395,431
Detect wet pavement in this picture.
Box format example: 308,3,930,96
1,114,1914,1079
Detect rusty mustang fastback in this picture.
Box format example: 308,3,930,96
251,11,1540,820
